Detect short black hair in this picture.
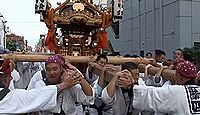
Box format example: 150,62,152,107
96,54,108,62
175,48,186,61
124,54,132,57
131,55,140,58
155,50,166,56
146,52,152,57
121,62,138,71
176,48,184,56
176,48,183,53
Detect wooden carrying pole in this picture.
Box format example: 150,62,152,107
138,64,175,81
0,53,152,64
88,62,176,82
88,62,119,82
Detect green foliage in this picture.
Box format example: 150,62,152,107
6,41,17,51
183,47,200,70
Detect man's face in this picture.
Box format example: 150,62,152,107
146,54,152,59
97,58,107,67
157,54,166,62
46,63,63,84
175,50,183,60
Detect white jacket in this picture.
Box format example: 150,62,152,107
0,86,58,114
28,70,94,115
133,85,199,115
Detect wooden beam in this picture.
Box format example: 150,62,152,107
138,64,175,82
88,62,119,81
88,62,176,82
0,53,153,64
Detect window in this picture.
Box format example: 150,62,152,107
194,42,200,48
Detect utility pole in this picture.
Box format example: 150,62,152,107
0,14,7,49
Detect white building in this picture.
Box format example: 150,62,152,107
0,18,4,48
0,14,6,49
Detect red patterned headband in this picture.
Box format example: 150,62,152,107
176,61,197,79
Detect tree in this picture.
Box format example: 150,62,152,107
6,41,17,51
183,47,200,70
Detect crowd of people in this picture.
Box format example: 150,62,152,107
0,49,200,115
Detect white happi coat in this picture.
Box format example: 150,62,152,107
101,77,169,115
138,74,172,115
0,85,58,114
11,69,20,82
16,62,40,89
28,70,94,115
85,67,99,85
101,85,140,115
133,85,200,115
86,66,113,115
8,69,21,90
27,71,43,90
87,78,113,115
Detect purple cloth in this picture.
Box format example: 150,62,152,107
45,54,67,68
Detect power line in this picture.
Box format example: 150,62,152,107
7,21,43,24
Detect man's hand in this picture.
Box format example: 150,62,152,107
59,69,82,90
116,70,133,88
67,69,82,84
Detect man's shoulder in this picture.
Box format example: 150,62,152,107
33,70,43,76
34,80,47,88
32,70,43,79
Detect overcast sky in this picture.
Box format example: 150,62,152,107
0,0,107,48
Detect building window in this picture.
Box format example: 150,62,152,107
194,42,200,48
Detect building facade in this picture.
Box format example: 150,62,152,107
0,17,6,48
6,34,25,51
108,0,200,58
